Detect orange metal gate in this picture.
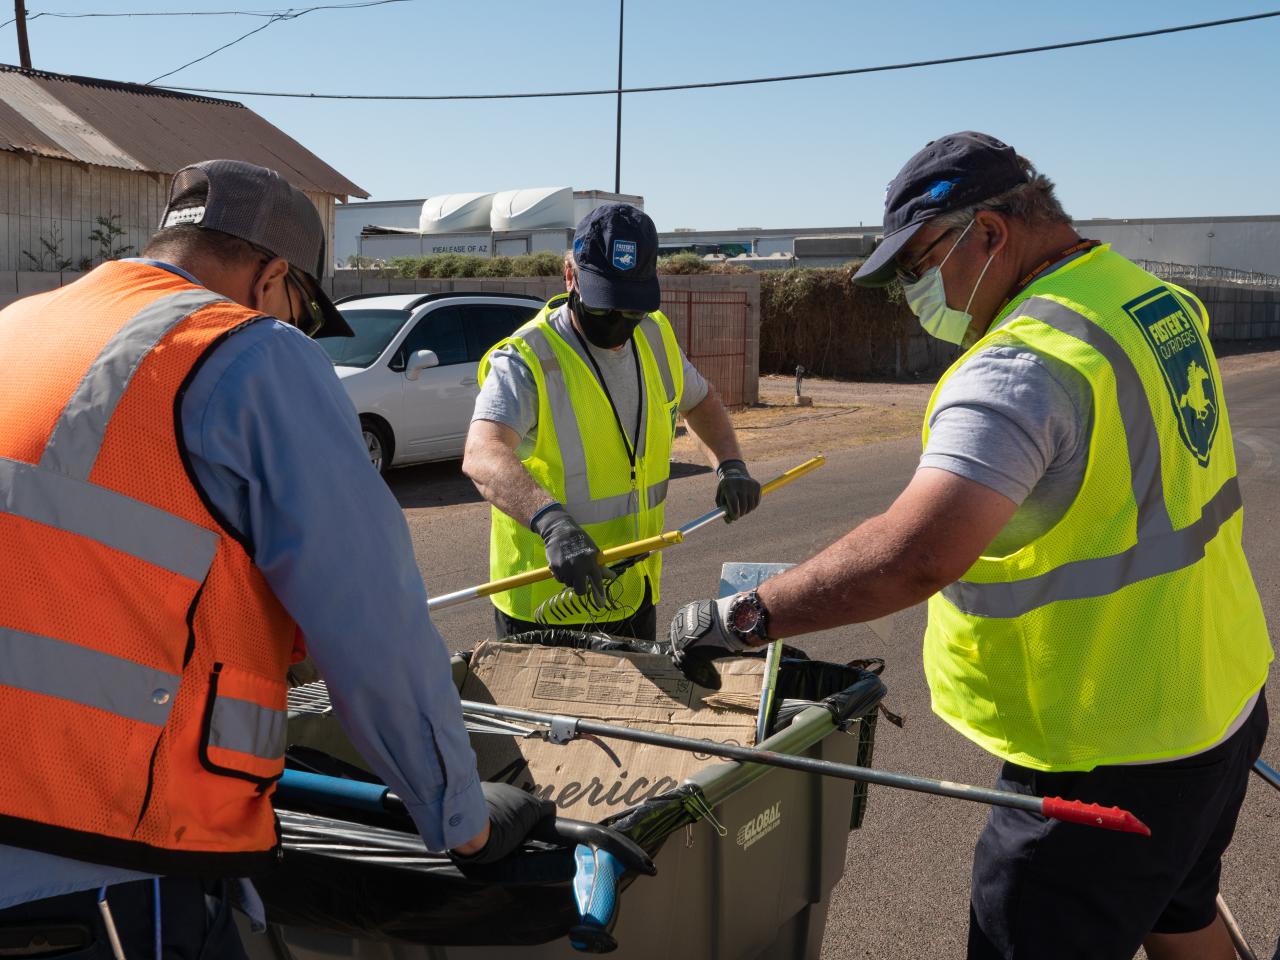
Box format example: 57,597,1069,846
660,290,750,407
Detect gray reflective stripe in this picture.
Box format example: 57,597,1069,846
0,624,180,726
942,477,1242,619
648,478,668,509
567,490,635,525
41,290,226,479
637,318,676,404
943,294,1238,619
208,694,286,761
1004,297,1173,539
522,322,670,527
0,456,218,581
522,326,592,507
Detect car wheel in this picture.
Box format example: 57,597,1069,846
360,418,391,475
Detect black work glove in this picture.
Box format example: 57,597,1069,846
715,459,762,523
669,596,749,690
532,505,607,606
451,783,555,865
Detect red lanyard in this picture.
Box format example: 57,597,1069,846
999,239,1100,312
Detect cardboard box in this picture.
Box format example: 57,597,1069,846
461,641,764,822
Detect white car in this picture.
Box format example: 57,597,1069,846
319,292,544,472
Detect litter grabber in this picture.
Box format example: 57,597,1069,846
1255,757,1280,791
459,699,1152,836
534,457,827,624
275,769,654,954
426,456,826,615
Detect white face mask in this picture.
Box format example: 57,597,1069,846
903,219,995,345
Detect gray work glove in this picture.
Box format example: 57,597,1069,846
669,596,748,690
451,783,555,865
532,505,608,606
715,459,762,522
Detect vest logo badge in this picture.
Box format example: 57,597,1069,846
735,801,782,850
1124,287,1218,465
612,240,637,271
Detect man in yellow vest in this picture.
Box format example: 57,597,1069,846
465,203,759,641
670,133,1271,960
0,160,550,956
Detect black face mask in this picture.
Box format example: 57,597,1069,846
570,291,642,349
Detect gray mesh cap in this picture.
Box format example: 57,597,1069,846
159,159,352,337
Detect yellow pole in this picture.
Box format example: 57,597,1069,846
428,456,825,611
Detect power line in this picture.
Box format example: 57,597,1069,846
154,8,1280,100
6,0,404,22
147,15,283,84
144,0,409,84
1,0,404,31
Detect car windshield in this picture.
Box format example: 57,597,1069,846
318,309,409,368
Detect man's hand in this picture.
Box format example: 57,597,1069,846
450,783,555,864
715,460,761,522
669,596,750,690
532,505,608,606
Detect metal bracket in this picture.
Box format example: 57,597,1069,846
548,715,581,745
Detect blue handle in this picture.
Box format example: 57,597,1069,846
277,768,390,814
569,844,622,953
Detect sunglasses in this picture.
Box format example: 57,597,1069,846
285,267,326,338
895,227,959,286
579,302,648,322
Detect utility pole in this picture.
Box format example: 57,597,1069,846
14,0,32,69
614,0,624,194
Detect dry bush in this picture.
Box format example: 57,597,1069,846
760,263,926,378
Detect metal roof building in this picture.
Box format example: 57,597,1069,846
0,63,367,274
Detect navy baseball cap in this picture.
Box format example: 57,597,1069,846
852,132,1028,287
572,203,661,313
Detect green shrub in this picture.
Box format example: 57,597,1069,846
657,252,750,275
384,251,563,279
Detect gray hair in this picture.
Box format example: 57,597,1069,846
933,154,1071,232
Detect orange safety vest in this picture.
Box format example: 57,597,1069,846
0,261,299,875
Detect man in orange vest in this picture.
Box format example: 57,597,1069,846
0,160,551,956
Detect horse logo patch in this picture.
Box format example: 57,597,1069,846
1124,287,1219,465
612,240,637,271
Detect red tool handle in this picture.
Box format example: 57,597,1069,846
1041,796,1151,835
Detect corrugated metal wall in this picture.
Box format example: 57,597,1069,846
0,154,341,275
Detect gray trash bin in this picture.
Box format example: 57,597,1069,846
244,561,883,960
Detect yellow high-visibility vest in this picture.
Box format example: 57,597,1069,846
923,245,1272,771
478,294,684,622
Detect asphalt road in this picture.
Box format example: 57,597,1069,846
393,360,1280,959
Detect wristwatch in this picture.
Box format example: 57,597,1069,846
727,589,771,646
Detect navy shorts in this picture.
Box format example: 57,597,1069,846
968,690,1268,960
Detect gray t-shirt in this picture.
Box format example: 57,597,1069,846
472,304,710,457
919,343,1093,556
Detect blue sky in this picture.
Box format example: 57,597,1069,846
12,1,1280,229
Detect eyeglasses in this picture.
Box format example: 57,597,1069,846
579,302,648,322
895,228,959,285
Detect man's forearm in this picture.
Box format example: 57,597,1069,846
462,429,554,526
682,385,743,468
755,469,1018,639
757,512,947,638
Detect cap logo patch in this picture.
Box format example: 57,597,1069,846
612,239,637,271
163,205,206,228
928,180,958,201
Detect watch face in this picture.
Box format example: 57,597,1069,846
731,596,762,633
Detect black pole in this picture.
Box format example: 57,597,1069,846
14,0,31,69
614,0,624,194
